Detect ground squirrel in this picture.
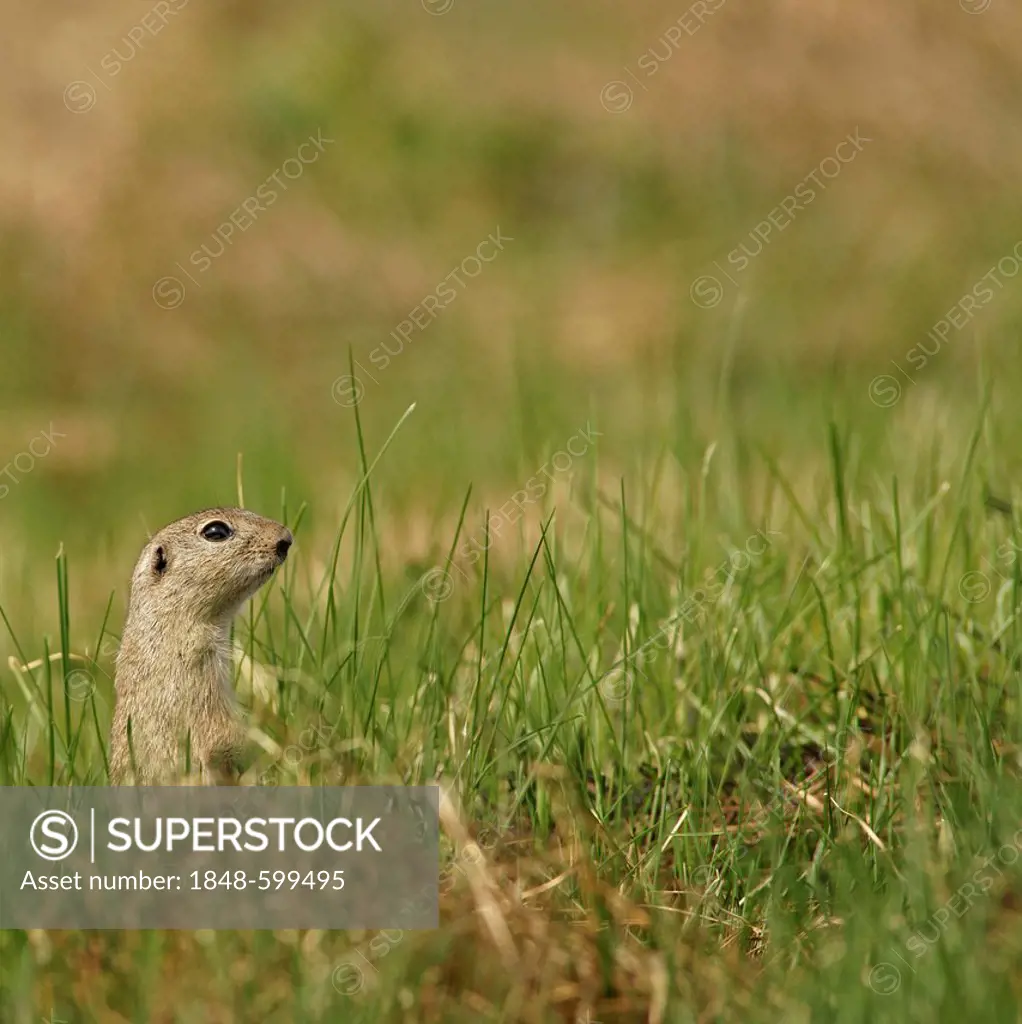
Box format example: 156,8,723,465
109,508,292,784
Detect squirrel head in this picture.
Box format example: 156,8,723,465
128,507,293,625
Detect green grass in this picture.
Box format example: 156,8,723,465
5,8,1022,1017
3,395,1022,1022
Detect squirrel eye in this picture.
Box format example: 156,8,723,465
200,520,233,542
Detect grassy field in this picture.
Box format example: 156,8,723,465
3,401,1022,1021
4,1,1022,1020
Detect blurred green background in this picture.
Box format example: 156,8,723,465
3,0,1022,647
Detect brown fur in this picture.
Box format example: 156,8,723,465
109,508,292,784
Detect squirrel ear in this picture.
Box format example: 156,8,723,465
152,544,168,576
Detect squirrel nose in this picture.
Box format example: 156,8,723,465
276,531,293,561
